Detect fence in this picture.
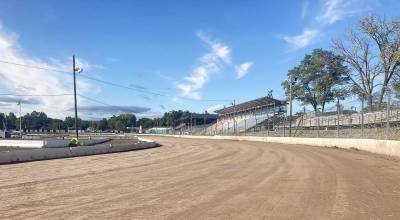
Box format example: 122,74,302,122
175,94,400,141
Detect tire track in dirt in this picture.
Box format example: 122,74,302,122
1,136,400,219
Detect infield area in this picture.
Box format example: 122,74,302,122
1,136,400,219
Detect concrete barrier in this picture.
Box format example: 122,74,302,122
0,140,158,165
143,134,400,158
43,138,112,148
44,139,71,148
0,138,113,149
0,140,44,148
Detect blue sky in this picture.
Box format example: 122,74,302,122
0,0,398,119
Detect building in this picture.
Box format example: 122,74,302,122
205,96,286,135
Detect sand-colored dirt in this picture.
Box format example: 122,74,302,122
1,136,400,219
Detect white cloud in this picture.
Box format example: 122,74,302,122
316,0,356,25
206,104,224,113
75,105,150,115
136,111,163,119
176,32,231,99
284,0,363,51
170,96,183,104
235,62,254,79
301,1,309,19
0,24,95,118
283,29,320,50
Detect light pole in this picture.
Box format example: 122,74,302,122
17,100,22,138
385,85,391,138
233,100,237,135
72,55,83,139
288,76,297,137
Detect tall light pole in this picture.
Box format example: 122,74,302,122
72,55,83,139
288,76,296,137
386,85,391,138
17,100,22,138
233,100,237,135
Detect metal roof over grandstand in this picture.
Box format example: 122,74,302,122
215,96,286,115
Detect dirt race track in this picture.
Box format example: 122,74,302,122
1,136,400,219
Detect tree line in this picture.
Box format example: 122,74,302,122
283,14,400,112
0,111,136,131
0,110,198,131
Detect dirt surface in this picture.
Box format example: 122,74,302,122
1,136,400,219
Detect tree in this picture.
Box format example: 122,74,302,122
137,118,154,129
117,113,136,128
6,113,17,130
282,49,350,112
333,14,400,111
360,15,400,109
63,116,75,130
0,113,5,130
98,118,108,131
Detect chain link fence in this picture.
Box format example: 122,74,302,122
175,93,400,140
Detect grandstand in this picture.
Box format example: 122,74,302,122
174,113,218,134
292,108,400,129
204,96,287,135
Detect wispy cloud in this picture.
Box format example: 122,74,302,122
136,111,163,119
0,23,95,118
283,0,363,50
176,32,232,99
170,96,183,104
235,62,254,79
301,1,309,19
316,0,357,25
206,104,224,113
283,29,320,50
156,72,176,82
0,96,40,105
76,105,150,115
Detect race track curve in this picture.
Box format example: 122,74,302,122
1,136,400,219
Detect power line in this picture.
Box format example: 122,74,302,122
79,74,232,102
0,93,74,97
79,74,166,97
0,60,70,74
0,59,233,102
78,94,114,107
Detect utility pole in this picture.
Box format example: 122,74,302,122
361,97,364,138
73,55,79,139
288,76,297,137
203,111,206,135
18,100,22,138
233,100,237,135
190,113,193,134
289,78,293,137
336,98,340,138
386,86,391,138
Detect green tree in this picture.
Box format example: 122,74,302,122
282,49,350,112
0,113,5,130
98,118,108,131
6,112,17,130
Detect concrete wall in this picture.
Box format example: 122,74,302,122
44,139,71,148
147,134,400,158
0,140,44,148
0,140,158,165
0,138,113,149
